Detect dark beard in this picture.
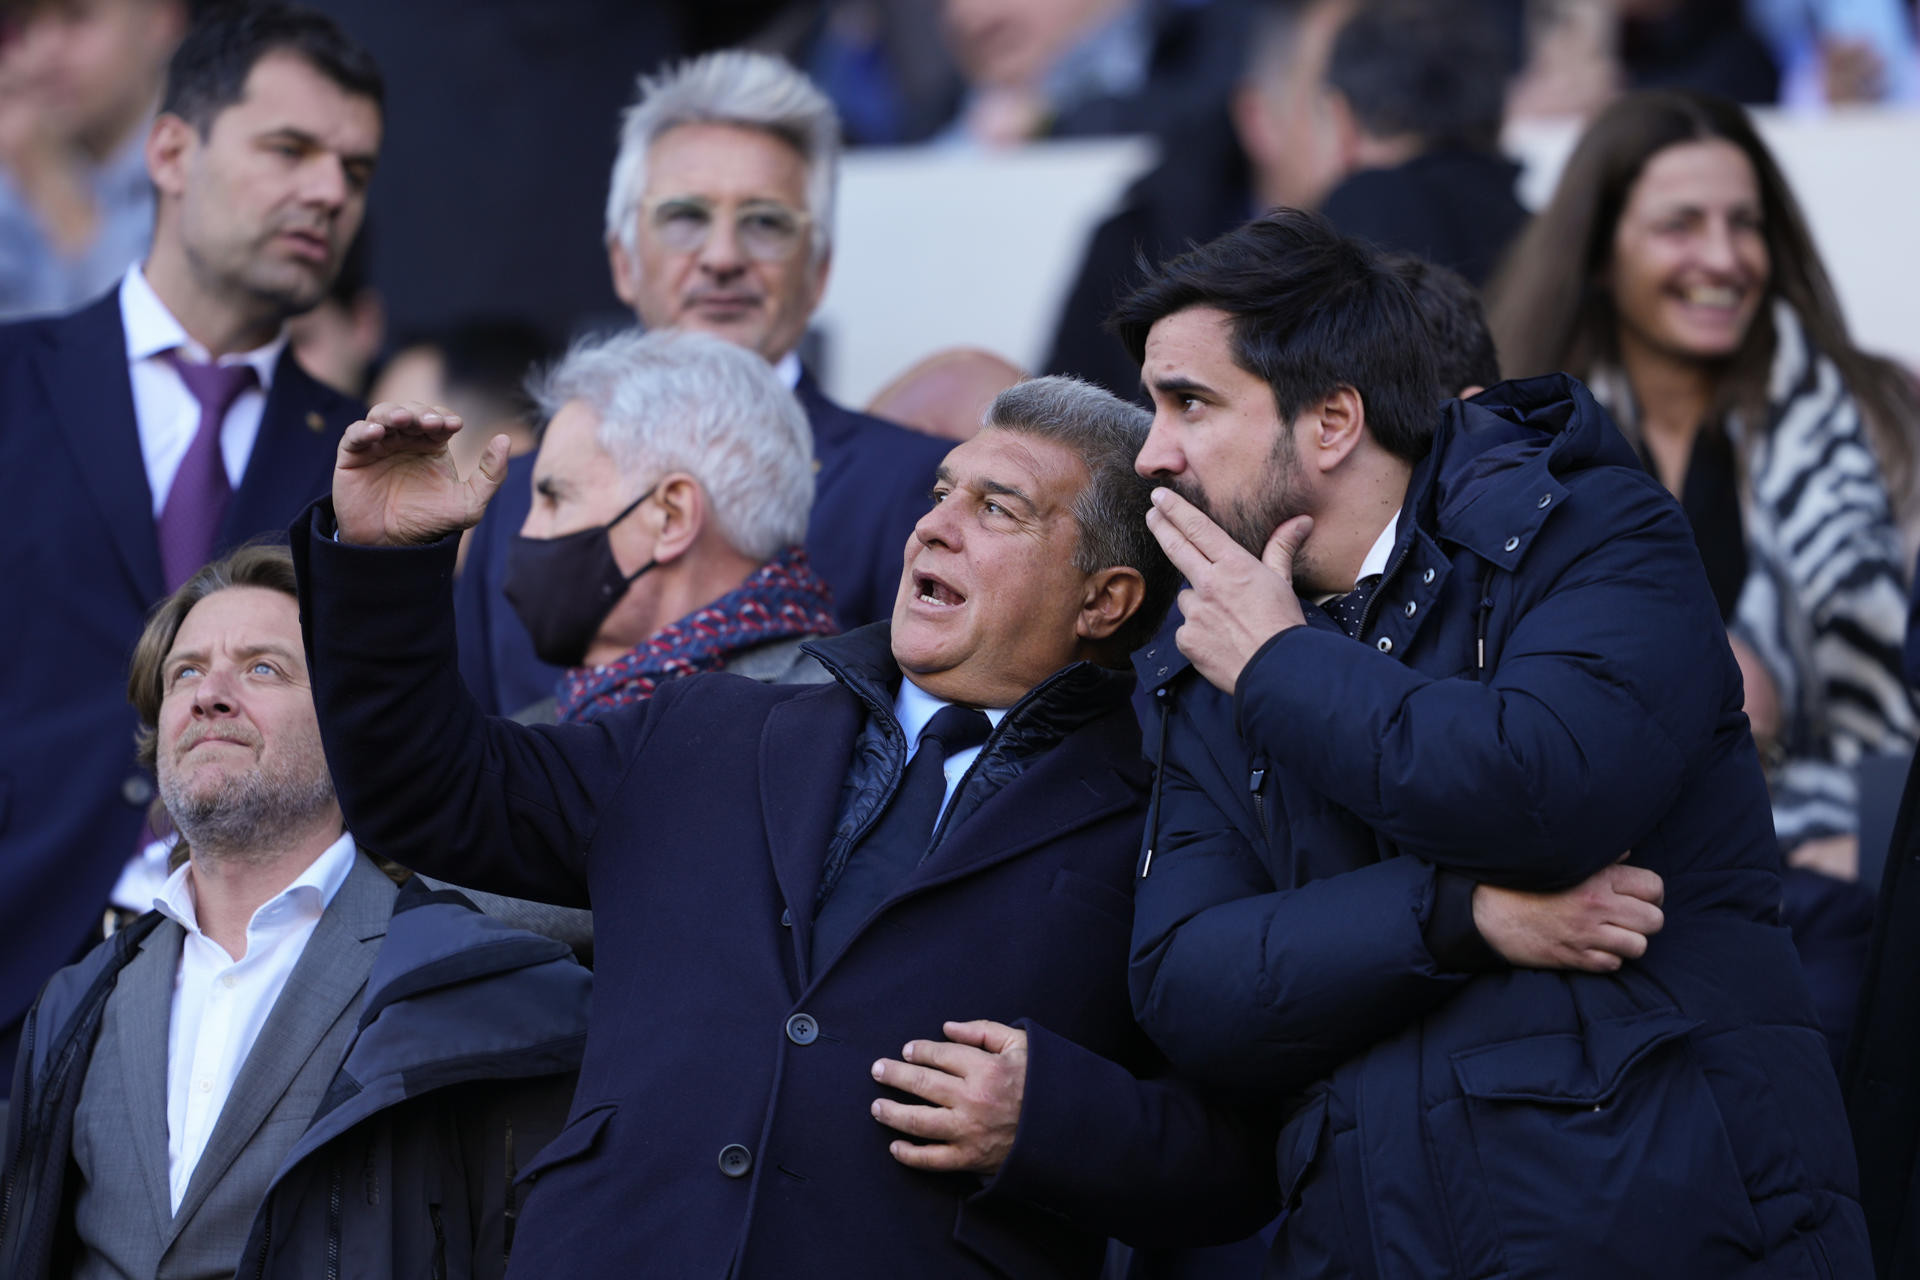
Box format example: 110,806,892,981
1163,430,1304,557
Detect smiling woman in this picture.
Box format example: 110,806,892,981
1488,88,1920,1055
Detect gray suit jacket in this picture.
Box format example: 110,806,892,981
68,854,396,1280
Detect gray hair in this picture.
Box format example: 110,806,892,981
530,329,814,561
982,377,1178,655
605,50,840,263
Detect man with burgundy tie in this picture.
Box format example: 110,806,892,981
289,375,1284,1277
0,2,381,1093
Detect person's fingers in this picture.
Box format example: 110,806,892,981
1149,486,1243,566
469,433,513,509
338,418,384,455
1260,515,1315,580
886,1138,969,1171
899,1039,985,1078
870,1098,961,1142
1145,504,1212,581
1574,948,1625,973
1605,895,1664,939
1589,922,1649,961
942,1020,1019,1053
1609,864,1665,906
871,1057,963,1106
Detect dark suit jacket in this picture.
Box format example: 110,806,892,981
296,510,1274,1279
0,289,360,1081
455,367,950,715
1318,147,1528,288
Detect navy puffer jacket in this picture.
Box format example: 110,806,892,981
1129,375,1871,1279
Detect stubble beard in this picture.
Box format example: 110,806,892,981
158,740,338,867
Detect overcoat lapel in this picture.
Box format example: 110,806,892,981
115,920,186,1236
44,293,164,602
909,734,1143,894
758,684,864,984
221,351,349,546
167,855,394,1238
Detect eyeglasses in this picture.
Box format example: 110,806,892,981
640,196,812,262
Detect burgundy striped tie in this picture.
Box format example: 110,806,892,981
156,351,256,591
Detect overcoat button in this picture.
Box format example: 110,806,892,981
1504,536,1520,552
718,1144,753,1178
121,776,153,806
1376,637,1394,654
786,1012,819,1045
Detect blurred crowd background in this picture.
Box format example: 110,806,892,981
3,0,1915,412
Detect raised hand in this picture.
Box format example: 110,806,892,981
869,1020,1028,1175
333,400,511,547
1144,486,1312,694
1472,859,1666,972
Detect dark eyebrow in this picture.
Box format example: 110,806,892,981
933,465,955,487
260,127,378,173
533,474,572,501
1148,376,1216,400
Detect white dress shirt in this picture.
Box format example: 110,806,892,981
1314,509,1403,605
894,678,1009,822
152,832,357,1214
119,265,286,517
773,350,802,390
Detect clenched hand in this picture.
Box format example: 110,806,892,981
870,1020,1027,1175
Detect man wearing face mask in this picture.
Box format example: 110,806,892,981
500,327,836,725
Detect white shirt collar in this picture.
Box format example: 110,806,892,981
1356,509,1402,583
894,677,1008,747
120,264,286,390
773,351,803,390
153,831,358,939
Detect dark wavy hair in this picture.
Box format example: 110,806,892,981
161,1,382,135
1487,89,1918,505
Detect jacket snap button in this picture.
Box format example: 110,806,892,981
1375,637,1393,654
786,1013,819,1045
1422,567,1435,584
1538,493,1552,508
1504,536,1520,552
780,908,792,928
121,775,153,806
1403,601,1417,618
717,1144,753,1178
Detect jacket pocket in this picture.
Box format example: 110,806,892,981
1268,1092,1359,1278
515,1103,615,1187
1450,1011,1766,1276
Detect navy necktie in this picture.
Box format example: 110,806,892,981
812,704,993,964
1322,574,1382,637
156,352,256,591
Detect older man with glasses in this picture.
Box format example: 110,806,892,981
456,51,951,717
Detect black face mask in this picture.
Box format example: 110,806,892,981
503,485,658,669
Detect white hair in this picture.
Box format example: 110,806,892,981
605,50,840,263
530,329,814,561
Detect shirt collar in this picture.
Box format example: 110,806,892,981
1356,509,1402,583
120,264,286,390
772,351,802,390
894,677,1008,748
153,831,359,939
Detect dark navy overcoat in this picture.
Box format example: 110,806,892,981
1130,375,1871,1278
293,514,1275,1279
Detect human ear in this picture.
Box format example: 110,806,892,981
648,474,705,565
147,115,195,200
1309,386,1367,472
607,235,641,310
1075,566,1147,645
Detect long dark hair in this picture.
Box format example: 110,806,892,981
1487,89,1917,505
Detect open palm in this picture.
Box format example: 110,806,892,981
333,400,510,546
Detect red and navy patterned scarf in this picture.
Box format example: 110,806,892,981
555,545,838,725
